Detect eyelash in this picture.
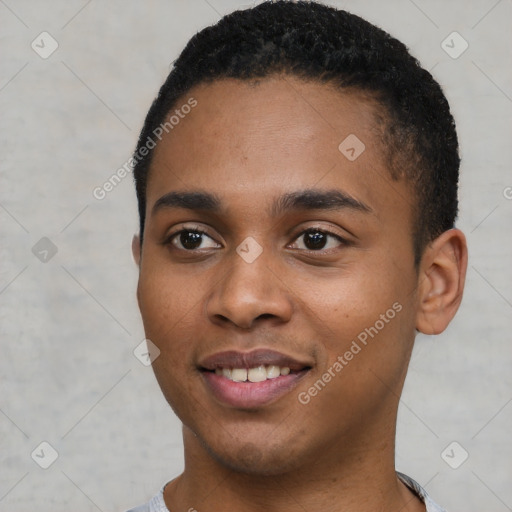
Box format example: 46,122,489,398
290,228,348,252
164,226,349,253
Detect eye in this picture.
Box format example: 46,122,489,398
167,229,221,251
290,228,346,251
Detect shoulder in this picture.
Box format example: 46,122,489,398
397,472,448,512
124,484,169,512
125,505,150,512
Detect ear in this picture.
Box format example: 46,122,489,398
416,228,468,335
132,234,141,267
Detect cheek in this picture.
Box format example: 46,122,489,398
137,260,203,358
297,259,416,388
298,269,401,342
137,264,206,420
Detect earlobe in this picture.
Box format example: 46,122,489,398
415,229,468,335
132,234,141,267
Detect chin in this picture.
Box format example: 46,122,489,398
200,436,304,476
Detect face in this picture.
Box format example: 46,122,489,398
135,76,422,475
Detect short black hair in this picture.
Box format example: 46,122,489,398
132,0,460,263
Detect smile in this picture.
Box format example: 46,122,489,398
199,349,312,408
198,349,313,409
214,365,290,382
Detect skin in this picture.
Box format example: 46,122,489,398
132,75,467,512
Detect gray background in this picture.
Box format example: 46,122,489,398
1,0,511,510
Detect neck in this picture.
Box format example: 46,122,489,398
164,421,425,512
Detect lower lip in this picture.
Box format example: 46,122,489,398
201,371,307,409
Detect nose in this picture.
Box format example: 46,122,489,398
206,249,293,330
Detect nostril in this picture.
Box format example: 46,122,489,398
256,313,276,321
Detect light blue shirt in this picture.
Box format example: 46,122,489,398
126,472,446,512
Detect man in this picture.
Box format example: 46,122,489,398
127,1,467,511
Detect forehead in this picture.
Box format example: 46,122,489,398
146,76,409,221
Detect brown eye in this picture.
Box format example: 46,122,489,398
180,231,203,250
303,231,328,250
291,229,346,251
168,229,221,251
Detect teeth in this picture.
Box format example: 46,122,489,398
214,365,292,382
266,365,280,379
248,366,267,382
231,368,247,382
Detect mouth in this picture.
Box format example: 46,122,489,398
212,364,294,382
198,349,312,409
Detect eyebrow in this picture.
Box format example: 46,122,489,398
270,189,372,216
152,191,221,215
151,188,372,217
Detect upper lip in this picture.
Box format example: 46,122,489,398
199,349,312,372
